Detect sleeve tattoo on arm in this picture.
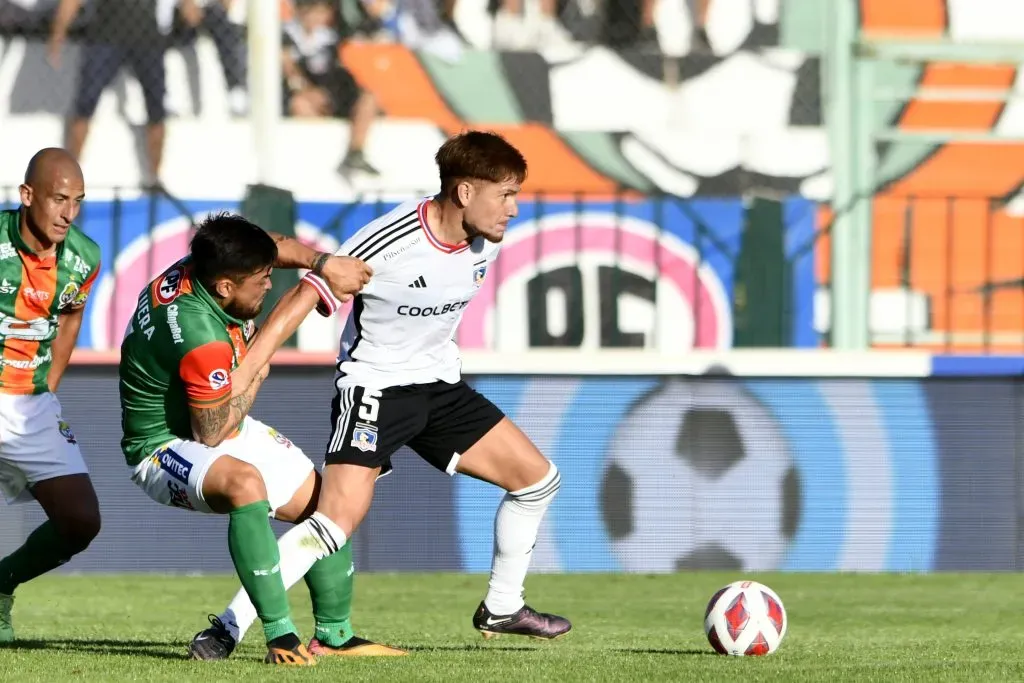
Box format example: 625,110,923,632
311,251,330,276
194,402,231,442
193,372,266,442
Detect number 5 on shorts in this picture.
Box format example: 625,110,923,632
351,389,382,453
358,389,381,423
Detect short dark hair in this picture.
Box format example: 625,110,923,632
435,131,527,193
189,212,277,290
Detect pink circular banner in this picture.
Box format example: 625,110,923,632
459,215,731,350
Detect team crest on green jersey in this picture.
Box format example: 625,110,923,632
58,281,79,309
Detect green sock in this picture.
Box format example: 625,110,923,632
227,501,297,643
0,521,73,595
305,541,355,647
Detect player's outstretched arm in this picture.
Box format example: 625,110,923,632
47,306,84,392
230,282,322,394
266,231,323,271
266,231,372,305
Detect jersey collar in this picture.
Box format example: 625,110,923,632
190,265,247,327
419,200,470,254
7,209,62,268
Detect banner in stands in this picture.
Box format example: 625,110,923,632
0,196,820,352
2,366,1019,574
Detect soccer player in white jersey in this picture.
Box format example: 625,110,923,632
216,130,570,641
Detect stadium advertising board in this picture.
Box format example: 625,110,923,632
3,359,1018,574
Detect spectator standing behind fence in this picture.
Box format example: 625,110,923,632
173,0,249,117
282,0,380,179
491,0,576,52
48,0,191,188
687,0,710,52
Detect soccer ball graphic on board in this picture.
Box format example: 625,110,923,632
600,379,801,572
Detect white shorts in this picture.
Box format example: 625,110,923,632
130,417,315,516
0,392,89,505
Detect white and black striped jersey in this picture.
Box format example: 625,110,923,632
301,199,501,389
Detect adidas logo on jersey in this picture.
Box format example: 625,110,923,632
408,276,427,288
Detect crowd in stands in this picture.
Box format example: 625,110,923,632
0,0,713,184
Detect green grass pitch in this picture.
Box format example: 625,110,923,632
0,572,1020,682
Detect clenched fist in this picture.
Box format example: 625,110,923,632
318,255,373,304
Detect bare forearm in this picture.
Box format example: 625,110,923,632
193,373,265,446
229,283,319,395
47,309,84,392
246,283,319,369
228,374,264,425
267,231,328,272
51,0,82,38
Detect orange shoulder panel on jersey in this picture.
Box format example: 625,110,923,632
179,340,234,409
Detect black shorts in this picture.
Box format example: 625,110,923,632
325,380,505,475
73,41,167,122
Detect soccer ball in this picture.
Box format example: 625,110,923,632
600,379,800,572
704,580,787,656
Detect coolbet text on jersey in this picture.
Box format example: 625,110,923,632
301,199,500,389
118,257,256,466
0,210,101,395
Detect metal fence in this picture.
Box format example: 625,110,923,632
1,185,831,352
865,195,1024,354
5,185,1023,354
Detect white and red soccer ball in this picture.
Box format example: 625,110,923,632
704,580,787,656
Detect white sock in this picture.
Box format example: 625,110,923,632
484,463,560,616
218,512,347,643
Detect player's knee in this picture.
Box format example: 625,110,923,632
508,461,560,509
57,509,101,555
317,464,378,536
315,497,366,538
219,462,268,508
